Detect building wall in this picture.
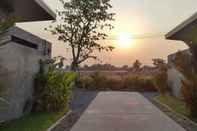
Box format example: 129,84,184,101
0,9,4,19
0,9,7,20
0,27,51,122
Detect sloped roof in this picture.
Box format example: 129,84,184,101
165,12,197,41
0,0,56,22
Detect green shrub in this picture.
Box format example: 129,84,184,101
34,67,76,112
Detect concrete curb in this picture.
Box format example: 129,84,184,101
154,98,197,127
47,111,72,131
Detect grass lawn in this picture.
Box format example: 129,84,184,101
155,95,190,116
0,110,68,131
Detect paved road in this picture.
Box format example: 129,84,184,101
70,92,185,131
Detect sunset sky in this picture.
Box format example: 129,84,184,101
16,0,197,66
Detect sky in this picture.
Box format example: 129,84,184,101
16,0,197,67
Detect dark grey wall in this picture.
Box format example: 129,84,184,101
0,27,51,122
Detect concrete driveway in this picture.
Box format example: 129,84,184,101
70,92,185,131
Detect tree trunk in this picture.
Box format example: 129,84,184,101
71,61,78,72
188,43,197,73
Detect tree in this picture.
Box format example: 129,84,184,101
83,64,89,70
47,0,115,71
133,60,142,72
152,58,166,69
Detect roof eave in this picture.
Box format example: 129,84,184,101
0,0,56,22
165,12,197,41
35,0,56,20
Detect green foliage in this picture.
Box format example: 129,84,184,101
0,111,67,131
79,72,156,92
47,0,115,71
34,66,77,112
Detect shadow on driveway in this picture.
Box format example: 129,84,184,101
71,88,99,111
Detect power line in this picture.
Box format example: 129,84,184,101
103,32,166,40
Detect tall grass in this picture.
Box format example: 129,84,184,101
79,72,156,92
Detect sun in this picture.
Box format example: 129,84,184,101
117,32,134,48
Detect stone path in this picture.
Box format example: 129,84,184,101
70,92,185,131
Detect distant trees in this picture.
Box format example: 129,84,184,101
121,65,129,70
152,58,166,71
132,60,142,72
47,0,115,71
152,58,165,66
81,63,117,71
